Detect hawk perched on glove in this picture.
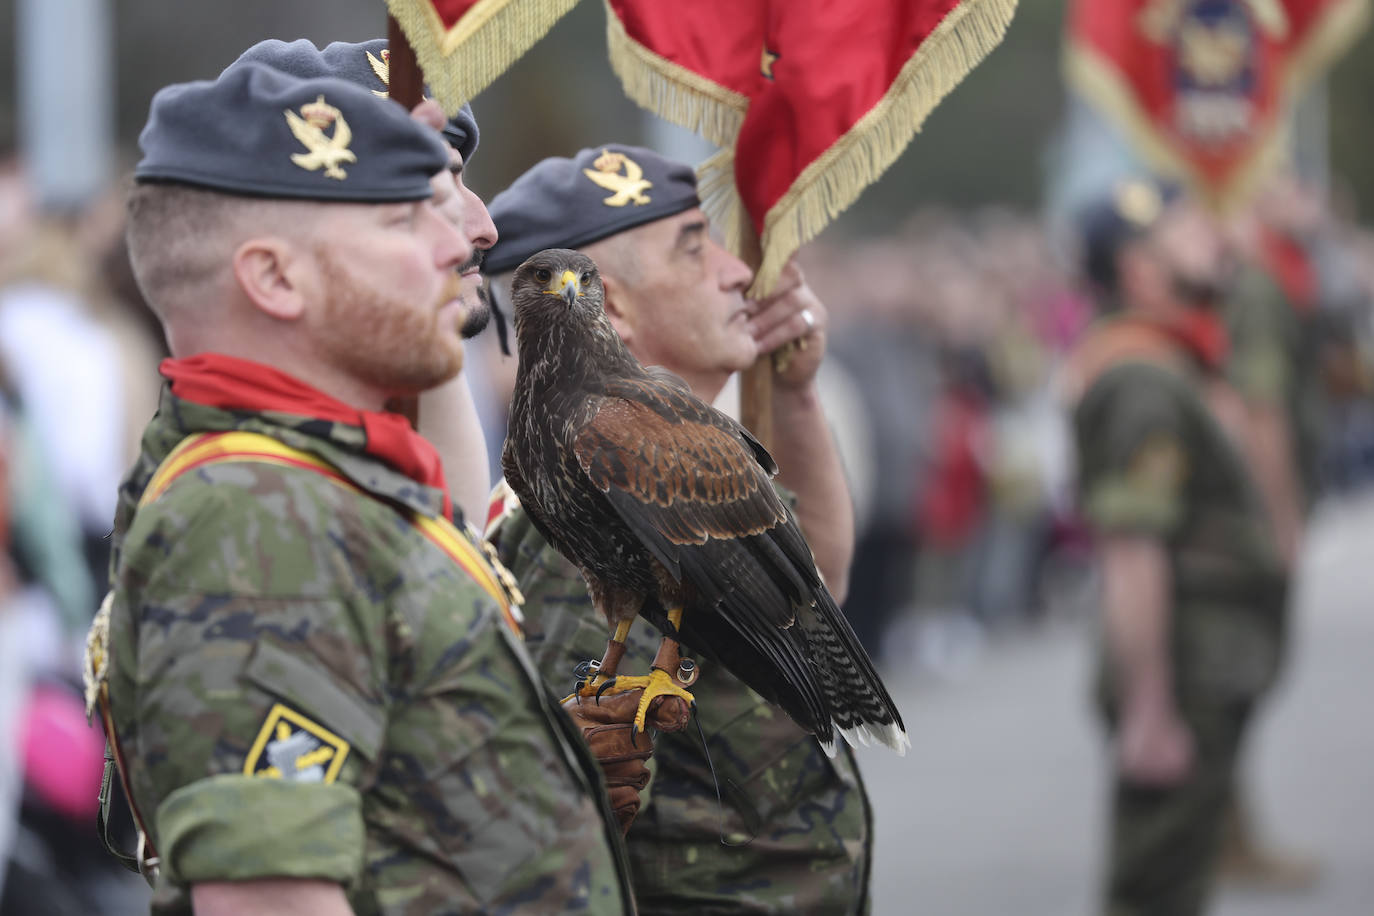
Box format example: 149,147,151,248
502,248,907,754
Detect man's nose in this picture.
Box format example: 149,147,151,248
426,204,471,270
715,240,753,292
463,186,498,251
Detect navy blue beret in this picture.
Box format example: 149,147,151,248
135,62,449,202
1078,177,1181,295
228,38,479,165
483,145,700,274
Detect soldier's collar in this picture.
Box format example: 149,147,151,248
150,385,450,519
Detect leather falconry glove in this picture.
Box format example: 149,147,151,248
561,680,691,834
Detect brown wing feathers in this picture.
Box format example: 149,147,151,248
576,378,901,750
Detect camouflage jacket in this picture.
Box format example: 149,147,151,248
1067,320,1289,707
105,388,634,914
490,493,873,916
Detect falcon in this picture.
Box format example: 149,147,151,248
502,248,907,754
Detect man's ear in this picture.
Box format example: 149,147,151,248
600,273,635,345
231,237,308,321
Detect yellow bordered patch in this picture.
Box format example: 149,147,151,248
244,703,350,784
1127,434,1188,494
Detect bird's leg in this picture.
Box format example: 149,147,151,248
568,619,634,701
650,607,697,687
573,607,698,735
594,618,633,682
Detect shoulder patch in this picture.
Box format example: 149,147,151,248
244,703,350,784
1128,434,1188,493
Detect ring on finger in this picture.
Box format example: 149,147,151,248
800,308,816,332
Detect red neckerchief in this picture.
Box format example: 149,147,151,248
1124,310,1230,373
1258,226,1317,314
160,353,452,517
1159,310,1229,372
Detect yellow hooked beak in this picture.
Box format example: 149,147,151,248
556,269,580,306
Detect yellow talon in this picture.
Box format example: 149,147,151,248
563,672,617,703
632,668,695,733
563,668,694,732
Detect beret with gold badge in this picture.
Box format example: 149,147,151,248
135,62,450,202
484,145,700,275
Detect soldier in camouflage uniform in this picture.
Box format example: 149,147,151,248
483,147,873,914
1064,181,1290,916
94,64,634,914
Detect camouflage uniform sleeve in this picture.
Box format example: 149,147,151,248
110,474,387,890
1075,365,1191,537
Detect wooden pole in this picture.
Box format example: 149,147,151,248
387,14,425,428
735,211,773,450
386,16,424,108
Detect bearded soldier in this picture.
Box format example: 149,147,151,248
1064,180,1290,916
91,63,636,914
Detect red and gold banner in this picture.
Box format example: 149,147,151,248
384,0,581,113
1065,0,1369,209
605,0,1019,295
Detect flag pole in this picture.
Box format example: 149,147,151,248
387,15,425,428
735,218,773,451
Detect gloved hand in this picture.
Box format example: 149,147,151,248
562,681,691,834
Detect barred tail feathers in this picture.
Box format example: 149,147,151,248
807,587,909,756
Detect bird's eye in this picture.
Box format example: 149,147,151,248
580,271,592,285
534,268,552,283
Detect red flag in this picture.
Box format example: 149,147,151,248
1065,0,1369,209
605,0,1018,295
384,0,581,113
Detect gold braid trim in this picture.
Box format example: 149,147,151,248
749,0,1019,296
385,0,580,113
83,591,114,719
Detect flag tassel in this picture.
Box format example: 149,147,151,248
386,0,581,112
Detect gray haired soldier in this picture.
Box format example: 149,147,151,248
485,147,873,914
92,63,634,913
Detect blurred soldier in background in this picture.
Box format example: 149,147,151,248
1062,180,1291,916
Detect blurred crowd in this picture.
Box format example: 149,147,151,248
2,140,1374,910
798,177,1374,675
0,154,164,914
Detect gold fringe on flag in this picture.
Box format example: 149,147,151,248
385,0,581,114
750,0,1018,296
602,1,749,148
